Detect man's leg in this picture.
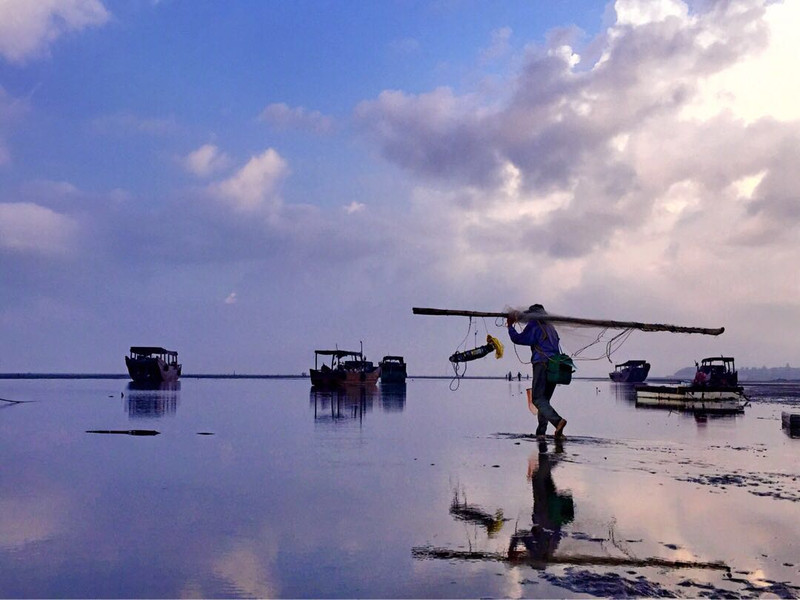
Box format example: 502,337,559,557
531,363,564,432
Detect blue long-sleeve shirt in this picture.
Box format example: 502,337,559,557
508,321,560,364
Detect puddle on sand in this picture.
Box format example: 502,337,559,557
423,428,800,597
3,377,800,598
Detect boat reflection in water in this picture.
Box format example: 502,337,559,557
379,383,407,412
611,382,639,404
310,383,406,424
125,381,180,419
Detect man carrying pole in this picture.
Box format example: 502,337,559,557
507,304,567,439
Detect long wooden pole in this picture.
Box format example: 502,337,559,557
412,307,725,336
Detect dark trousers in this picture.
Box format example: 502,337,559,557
531,362,561,435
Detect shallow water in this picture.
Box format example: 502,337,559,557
1,377,799,598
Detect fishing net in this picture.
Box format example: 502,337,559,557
422,304,724,389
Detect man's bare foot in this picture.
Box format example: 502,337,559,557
554,419,567,438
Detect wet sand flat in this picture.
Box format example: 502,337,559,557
0,377,798,598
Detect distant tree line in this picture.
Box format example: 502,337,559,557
673,363,800,381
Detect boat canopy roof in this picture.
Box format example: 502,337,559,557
381,355,405,362
615,360,649,368
700,356,735,364
130,346,178,357
314,349,362,358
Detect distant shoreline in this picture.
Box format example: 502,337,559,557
1,373,799,383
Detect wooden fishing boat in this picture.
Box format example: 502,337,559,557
635,356,746,413
125,346,181,384
609,360,651,383
692,356,738,386
379,355,407,384
310,348,380,388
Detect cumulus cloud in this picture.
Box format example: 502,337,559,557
258,103,334,134
356,0,798,262
0,202,78,256
183,144,231,178
210,149,289,214
0,0,110,64
349,0,800,372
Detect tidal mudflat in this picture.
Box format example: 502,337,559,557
1,377,799,598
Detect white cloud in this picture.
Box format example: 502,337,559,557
352,0,800,373
183,144,231,178
613,0,688,27
344,201,365,214
0,0,110,64
0,202,78,256
258,103,334,134
682,0,800,123
210,149,289,213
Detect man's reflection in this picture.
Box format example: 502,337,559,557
508,439,574,563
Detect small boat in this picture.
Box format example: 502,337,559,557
125,346,181,384
379,355,407,384
635,356,746,413
609,360,651,383
310,347,380,388
692,356,738,387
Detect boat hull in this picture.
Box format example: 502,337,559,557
379,357,407,384
635,384,746,413
609,362,650,383
126,356,181,384
310,368,380,388
380,371,406,384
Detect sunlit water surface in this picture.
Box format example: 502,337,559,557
1,377,799,598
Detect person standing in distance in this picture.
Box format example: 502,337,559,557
507,304,567,439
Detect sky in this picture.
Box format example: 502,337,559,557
1,0,799,377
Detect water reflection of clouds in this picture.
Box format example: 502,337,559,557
211,536,279,599
0,490,69,550
565,438,800,592
438,426,799,595
4,378,798,597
